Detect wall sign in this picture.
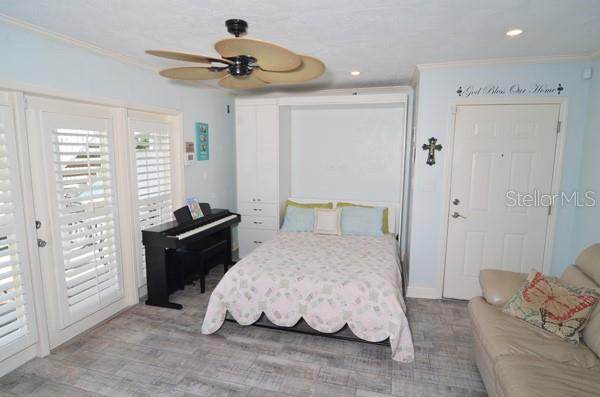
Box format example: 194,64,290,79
195,122,209,161
456,83,564,97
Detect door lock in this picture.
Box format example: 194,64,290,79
451,211,467,219
37,238,47,248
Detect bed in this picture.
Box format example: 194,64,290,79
201,229,414,362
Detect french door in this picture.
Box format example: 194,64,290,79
26,96,130,348
0,92,39,372
443,104,561,300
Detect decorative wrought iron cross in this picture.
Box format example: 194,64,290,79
422,137,442,166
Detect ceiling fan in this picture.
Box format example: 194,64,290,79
146,19,325,89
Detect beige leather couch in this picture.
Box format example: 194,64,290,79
469,244,600,397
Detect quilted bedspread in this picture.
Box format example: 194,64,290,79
201,231,414,362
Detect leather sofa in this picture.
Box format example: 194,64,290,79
469,244,600,397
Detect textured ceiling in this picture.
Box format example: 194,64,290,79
1,0,599,91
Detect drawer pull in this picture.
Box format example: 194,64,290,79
253,240,263,244
253,221,263,225
253,208,262,211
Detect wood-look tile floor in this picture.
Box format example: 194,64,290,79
0,267,487,396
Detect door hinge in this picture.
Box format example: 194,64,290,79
23,96,29,109
548,205,552,216
556,121,561,133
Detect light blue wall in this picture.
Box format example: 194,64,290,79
411,60,594,291
0,22,236,211
572,57,600,257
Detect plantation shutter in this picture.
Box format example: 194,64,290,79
129,115,174,287
50,117,123,325
0,101,36,359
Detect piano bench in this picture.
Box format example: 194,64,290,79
175,239,230,293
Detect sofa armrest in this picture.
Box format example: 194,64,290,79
479,269,528,307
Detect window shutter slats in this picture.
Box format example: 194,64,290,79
132,120,173,287
52,126,123,322
0,113,31,351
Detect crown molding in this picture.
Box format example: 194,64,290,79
416,53,597,71
0,13,160,73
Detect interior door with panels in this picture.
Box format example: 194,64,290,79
0,92,39,370
444,104,561,300
26,96,129,348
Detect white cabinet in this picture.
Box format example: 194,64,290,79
236,104,278,204
236,101,288,258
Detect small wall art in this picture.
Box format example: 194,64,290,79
195,122,209,161
185,141,195,165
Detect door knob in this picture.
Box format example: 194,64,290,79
452,198,460,205
451,211,467,219
37,238,47,247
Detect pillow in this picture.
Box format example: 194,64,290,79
281,206,314,232
285,200,333,216
337,202,389,234
313,208,341,235
341,206,384,236
502,271,600,343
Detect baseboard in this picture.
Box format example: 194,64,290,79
407,286,441,299
0,344,37,378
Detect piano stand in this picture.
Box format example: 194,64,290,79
142,210,240,310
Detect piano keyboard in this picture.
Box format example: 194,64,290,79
175,214,239,240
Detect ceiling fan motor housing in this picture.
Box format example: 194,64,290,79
227,55,257,76
226,19,248,37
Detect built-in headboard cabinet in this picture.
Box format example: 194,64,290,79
235,87,412,258
236,99,290,257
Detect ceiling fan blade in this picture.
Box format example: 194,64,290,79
146,49,232,64
254,55,325,84
159,67,228,80
215,38,301,72
218,74,268,89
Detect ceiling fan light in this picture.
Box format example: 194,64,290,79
351,70,361,76
506,28,525,37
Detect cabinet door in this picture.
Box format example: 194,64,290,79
255,105,278,203
236,106,257,203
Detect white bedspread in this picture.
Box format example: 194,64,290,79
201,232,414,362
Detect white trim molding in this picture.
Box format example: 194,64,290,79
417,53,598,71
0,13,158,73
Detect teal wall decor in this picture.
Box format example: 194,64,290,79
195,122,209,161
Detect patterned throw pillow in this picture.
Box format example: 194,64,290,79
503,271,600,342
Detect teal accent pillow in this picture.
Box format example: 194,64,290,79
341,206,384,236
281,206,314,232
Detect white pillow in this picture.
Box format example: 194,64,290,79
313,208,342,235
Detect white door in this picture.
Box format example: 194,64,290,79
0,92,39,372
236,106,257,203
255,105,278,203
444,104,561,300
26,96,129,348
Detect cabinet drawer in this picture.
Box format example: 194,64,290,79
240,215,279,230
239,228,277,258
238,202,279,217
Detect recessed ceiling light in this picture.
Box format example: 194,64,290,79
351,70,361,76
506,28,525,37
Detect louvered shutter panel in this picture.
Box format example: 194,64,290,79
0,103,35,356
52,126,122,324
131,118,173,286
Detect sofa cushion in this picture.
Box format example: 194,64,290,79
562,265,600,358
469,297,600,369
502,271,600,342
494,354,600,397
479,269,527,307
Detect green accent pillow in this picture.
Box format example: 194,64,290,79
337,202,389,234
285,200,333,216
